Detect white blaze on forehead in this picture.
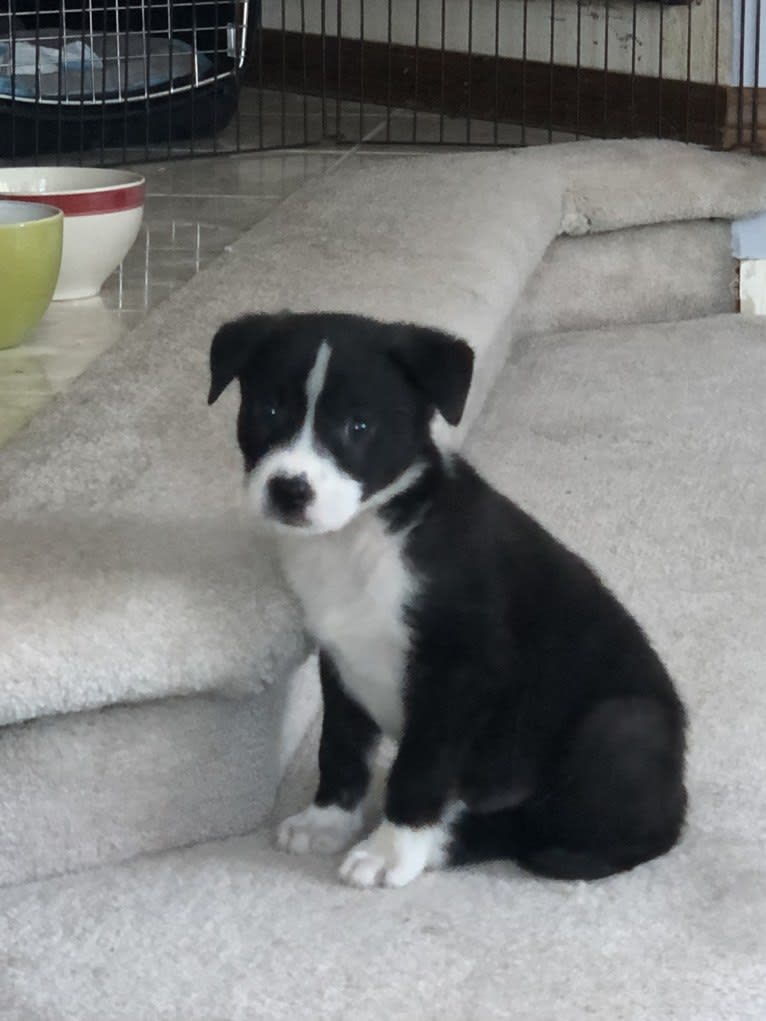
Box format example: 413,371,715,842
244,339,364,534
303,341,332,440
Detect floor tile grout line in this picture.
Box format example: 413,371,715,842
327,121,388,175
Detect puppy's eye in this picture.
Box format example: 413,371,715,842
345,416,369,441
258,399,279,420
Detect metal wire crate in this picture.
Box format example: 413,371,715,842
0,1,249,158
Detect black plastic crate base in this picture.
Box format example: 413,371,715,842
0,76,238,158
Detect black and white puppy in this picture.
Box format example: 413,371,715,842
209,311,687,889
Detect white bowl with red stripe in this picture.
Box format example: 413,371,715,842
0,168,145,301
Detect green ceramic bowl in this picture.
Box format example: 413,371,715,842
0,200,63,350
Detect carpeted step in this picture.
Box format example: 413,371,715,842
0,148,564,732
0,691,277,888
1,140,764,889
0,148,564,886
515,220,737,339
3,141,764,734
2,314,764,1021
0,659,320,889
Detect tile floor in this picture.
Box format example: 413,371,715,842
0,87,574,448
88,88,576,164
0,147,329,446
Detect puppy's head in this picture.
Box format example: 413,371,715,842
208,312,473,535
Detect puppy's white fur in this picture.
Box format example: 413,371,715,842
339,818,454,889
277,803,365,855
278,509,416,740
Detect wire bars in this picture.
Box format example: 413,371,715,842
0,0,762,164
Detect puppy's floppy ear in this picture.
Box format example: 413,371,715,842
208,313,280,405
388,324,474,426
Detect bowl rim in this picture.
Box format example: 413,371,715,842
0,199,64,226
0,167,145,197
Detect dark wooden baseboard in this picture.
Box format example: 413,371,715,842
723,87,766,153
250,29,730,148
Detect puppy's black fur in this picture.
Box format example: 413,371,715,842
210,312,687,880
392,455,686,877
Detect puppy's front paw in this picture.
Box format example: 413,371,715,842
277,803,364,855
338,820,440,889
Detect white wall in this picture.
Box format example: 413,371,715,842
261,0,730,85
732,212,766,258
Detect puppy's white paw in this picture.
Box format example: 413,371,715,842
338,820,443,889
276,803,364,855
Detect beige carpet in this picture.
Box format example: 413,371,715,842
2,140,763,731
3,313,764,1021
2,141,762,888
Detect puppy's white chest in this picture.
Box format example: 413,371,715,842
278,517,415,738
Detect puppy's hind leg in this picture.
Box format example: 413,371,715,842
448,696,686,879
514,695,687,880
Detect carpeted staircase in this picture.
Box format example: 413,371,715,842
1,140,765,1019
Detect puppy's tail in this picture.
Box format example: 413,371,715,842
447,808,674,880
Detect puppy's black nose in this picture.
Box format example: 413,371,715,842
268,473,313,518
